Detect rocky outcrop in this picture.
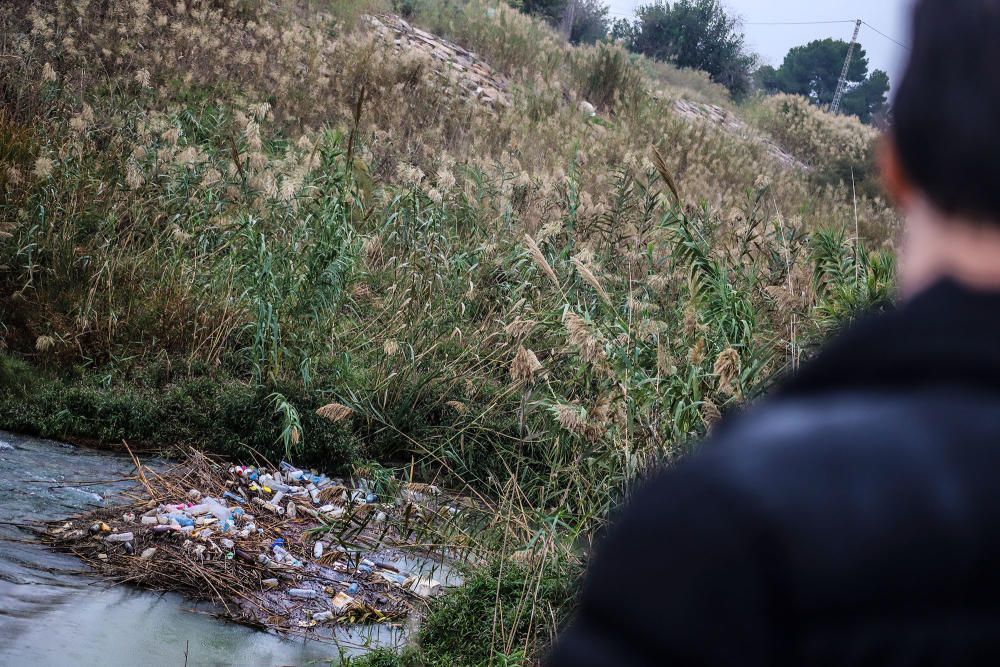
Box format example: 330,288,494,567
366,14,511,109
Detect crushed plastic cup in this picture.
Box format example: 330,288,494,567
406,575,442,598
140,547,157,560
312,610,334,622
331,591,354,613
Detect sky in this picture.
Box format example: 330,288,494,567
606,0,913,91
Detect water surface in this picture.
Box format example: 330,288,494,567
0,432,405,666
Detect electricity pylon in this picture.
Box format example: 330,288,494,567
831,19,863,115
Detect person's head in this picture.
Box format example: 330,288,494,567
881,0,1000,297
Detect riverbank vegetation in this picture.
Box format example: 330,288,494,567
0,0,895,662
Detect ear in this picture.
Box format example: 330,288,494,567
878,134,913,208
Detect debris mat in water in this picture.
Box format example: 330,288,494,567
44,449,467,638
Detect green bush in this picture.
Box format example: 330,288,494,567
0,369,360,470
347,558,581,667
414,559,580,665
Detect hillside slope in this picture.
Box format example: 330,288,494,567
0,1,897,662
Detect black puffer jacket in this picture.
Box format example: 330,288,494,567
548,280,1000,666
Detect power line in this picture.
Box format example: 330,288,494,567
743,17,910,51
861,21,910,51
744,20,858,26
606,11,911,51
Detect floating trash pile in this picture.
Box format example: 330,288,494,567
44,450,469,637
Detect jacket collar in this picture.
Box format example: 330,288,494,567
775,279,1000,399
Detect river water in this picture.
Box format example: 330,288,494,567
0,432,408,666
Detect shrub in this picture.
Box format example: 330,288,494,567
569,42,646,112
0,372,360,469
348,558,581,666
752,93,881,196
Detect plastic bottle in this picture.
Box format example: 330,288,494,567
151,524,179,534
223,491,246,505
273,545,303,567
287,588,320,599
105,532,134,543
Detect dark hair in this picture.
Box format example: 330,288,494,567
894,0,1000,221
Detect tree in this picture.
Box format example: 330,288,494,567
571,0,611,45
754,64,781,93
842,68,890,124
620,0,755,98
515,0,568,26
771,39,868,107
758,39,890,123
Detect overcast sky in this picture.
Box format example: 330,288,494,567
606,0,913,90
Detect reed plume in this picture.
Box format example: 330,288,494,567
316,402,353,422
525,234,560,290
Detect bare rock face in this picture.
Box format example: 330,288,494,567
365,14,512,110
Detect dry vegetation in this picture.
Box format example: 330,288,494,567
0,0,898,663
